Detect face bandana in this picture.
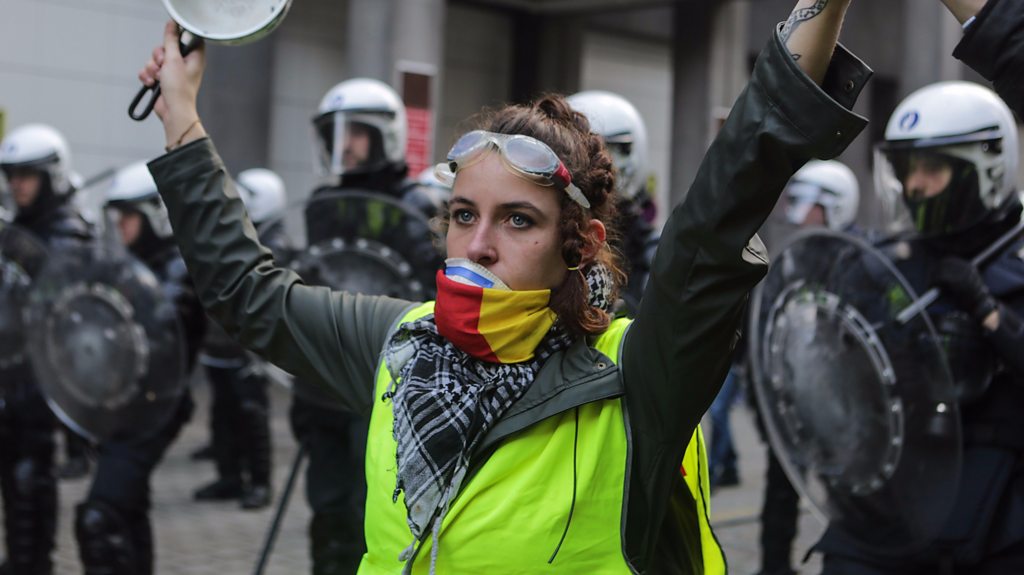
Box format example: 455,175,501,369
383,260,615,571
434,258,558,364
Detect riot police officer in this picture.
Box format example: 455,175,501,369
566,90,657,311
295,78,443,574
758,160,860,575
0,124,92,575
74,161,205,575
814,80,1024,574
194,168,291,510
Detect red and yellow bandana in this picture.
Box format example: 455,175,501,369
434,270,557,364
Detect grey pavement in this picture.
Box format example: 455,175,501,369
707,401,826,575
3,382,822,574
6,382,313,575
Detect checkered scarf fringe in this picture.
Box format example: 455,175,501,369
383,263,614,572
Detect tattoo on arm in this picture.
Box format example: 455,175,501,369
780,0,831,43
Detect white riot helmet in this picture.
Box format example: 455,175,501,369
876,81,1019,238
784,160,860,231
313,78,407,178
0,124,75,198
236,168,286,224
411,165,452,215
105,161,173,240
566,90,649,199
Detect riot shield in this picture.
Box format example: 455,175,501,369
293,189,441,409
25,245,188,442
0,223,48,380
748,229,960,553
299,189,439,299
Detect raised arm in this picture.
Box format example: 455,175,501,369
782,0,855,83
622,0,867,450
947,0,1024,118
940,0,989,24
139,22,413,414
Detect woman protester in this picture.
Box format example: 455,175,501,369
136,0,866,572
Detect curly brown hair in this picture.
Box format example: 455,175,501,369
440,94,627,338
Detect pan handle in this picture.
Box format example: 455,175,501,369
128,31,203,122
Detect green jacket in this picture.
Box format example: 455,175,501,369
150,30,869,574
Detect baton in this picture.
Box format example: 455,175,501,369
252,444,308,575
79,167,117,190
895,218,1024,325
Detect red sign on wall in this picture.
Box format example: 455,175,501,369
406,107,432,176
403,71,433,177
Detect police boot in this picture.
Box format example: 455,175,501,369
129,513,155,575
193,477,244,501
3,458,57,575
311,511,366,575
239,409,272,507
241,484,272,510
759,451,799,575
238,366,272,505
75,500,141,575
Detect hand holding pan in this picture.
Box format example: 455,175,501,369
129,0,293,121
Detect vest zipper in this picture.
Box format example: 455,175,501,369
548,407,580,564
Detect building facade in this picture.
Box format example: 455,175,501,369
1,0,1005,239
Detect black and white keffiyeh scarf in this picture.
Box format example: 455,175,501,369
383,263,615,571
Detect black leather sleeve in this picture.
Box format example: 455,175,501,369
954,0,1024,116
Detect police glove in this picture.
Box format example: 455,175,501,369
933,256,999,322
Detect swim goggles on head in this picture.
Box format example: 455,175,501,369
435,130,591,209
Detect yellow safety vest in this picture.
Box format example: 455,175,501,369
359,303,725,574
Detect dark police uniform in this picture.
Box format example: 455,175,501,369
0,201,91,575
294,168,443,575
75,235,205,575
816,3,1024,573
817,224,1024,574
197,217,293,506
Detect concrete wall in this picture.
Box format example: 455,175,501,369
0,0,171,212
580,31,673,223
6,0,1012,237
437,4,514,153
264,0,349,206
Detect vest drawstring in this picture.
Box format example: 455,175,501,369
548,407,580,564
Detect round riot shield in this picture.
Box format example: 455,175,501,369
0,223,48,379
25,246,187,442
298,189,439,300
292,189,441,409
748,229,961,553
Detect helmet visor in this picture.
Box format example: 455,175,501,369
876,145,987,237
313,112,389,177
784,181,837,228
605,141,638,197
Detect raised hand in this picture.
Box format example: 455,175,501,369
138,21,208,151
